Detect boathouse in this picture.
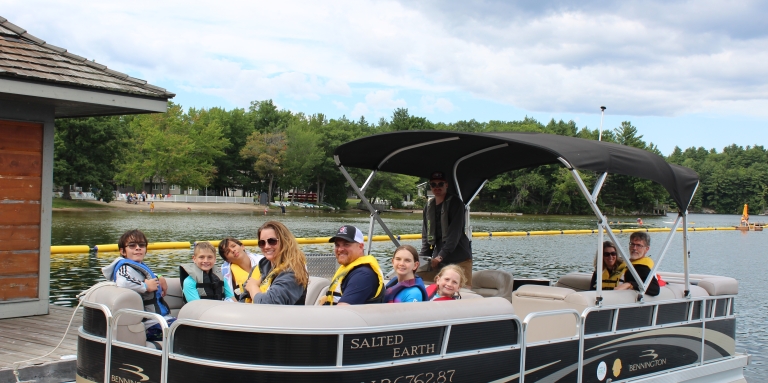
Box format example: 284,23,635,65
0,16,174,319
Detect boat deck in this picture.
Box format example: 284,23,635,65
0,304,81,381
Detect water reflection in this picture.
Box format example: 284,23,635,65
50,211,763,379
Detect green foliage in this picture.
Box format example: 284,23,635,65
54,100,764,215
114,102,229,194
54,116,127,202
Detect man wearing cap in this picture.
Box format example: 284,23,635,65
418,171,473,286
323,225,385,305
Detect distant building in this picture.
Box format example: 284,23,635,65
0,16,173,319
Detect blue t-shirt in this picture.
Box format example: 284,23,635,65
339,265,379,305
394,286,424,302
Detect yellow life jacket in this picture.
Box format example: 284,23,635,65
631,256,654,269
258,263,285,293
600,262,627,289
324,255,384,305
231,263,261,303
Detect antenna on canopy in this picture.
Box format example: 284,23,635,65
598,106,606,141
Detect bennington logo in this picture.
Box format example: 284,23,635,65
629,349,667,372
111,363,150,382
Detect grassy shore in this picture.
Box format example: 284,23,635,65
52,198,113,209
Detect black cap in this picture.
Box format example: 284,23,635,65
329,225,364,243
430,171,447,180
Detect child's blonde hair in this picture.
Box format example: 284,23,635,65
434,264,467,288
194,241,216,258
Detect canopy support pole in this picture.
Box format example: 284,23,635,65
592,173,607,201
682,212,691,298
562,159,646,299
360,170,377,193
336,162,400,251
596,219,604,306
367,210,377,255
464,181,488,241
643,214,682,291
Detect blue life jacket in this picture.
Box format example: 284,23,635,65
112,258,170,316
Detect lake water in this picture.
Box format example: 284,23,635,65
50,210,764,380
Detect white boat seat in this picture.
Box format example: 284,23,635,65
163,277,185,317
658,272,739,296
470,270,514,302
307,276,331,305
178,296,514,329
83,285,148,347
512,283,711,343
554,272,592,291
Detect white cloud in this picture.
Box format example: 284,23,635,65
4,0,768,119
350,102,369,118
332,100,347,110
420,96,454,113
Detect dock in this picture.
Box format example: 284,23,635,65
0,304,81,383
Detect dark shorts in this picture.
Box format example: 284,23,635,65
146,318,176,341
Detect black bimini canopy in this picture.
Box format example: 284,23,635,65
334,131,699,211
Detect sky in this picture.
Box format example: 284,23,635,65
4,0,768,155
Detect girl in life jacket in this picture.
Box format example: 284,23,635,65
180,241,234,303
426,264,466,301
384,245,428,303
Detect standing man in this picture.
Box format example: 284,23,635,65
615,232,660,296
323,225,384,305
418,171,473,286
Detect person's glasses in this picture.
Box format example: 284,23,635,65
603,251,617,257
258,238,279,247
126,242,147,249
430,181,446,188
629,243,647,248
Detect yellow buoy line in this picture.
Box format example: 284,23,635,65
49,226,739,254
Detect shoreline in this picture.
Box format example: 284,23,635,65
52,201,527,216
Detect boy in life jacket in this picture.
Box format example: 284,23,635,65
180,241,234,303
102,229,175,341
426,264,466,301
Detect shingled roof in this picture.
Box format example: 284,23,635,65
0,16,173,117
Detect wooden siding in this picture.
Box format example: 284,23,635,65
0,120,42,301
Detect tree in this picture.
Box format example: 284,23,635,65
281,117,324,198
241,131,287,203
54,116,127,202
114,102,229,194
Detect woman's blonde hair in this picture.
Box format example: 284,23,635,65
434,264,467,288
593,240,624,270
258,221,309,287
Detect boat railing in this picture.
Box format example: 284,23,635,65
579,294,737,368
80,294,737,383
520,309,582,383
109,308,172,383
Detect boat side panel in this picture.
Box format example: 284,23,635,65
77,337,105,383
447,319,519,353
167,349,521,383
173,325,338,366
704,317,736,361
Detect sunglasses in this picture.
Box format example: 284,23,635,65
603,251,617,257
430,181,446,188
258,238,279,247
126,242,147,249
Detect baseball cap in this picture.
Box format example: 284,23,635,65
329,225,365,244
430,171,447,180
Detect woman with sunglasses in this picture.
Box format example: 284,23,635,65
589,240,627,290
244,221,309,305
218,237,264,303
